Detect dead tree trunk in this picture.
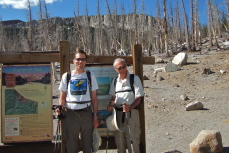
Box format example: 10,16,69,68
133,0,138,44
207,0,220,49
105,0,118,55
180,0,191,52
83,2,92,54
96,0,103,55
191,0,196,51
175,1,182,51
163,0,169,56
26,0,34,51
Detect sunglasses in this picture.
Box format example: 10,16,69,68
74,58,87,61
116,65,126,70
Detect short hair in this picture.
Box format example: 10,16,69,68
75,49,87,59
113,58,127,68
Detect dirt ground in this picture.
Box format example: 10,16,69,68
52,47,229,153
142,48,229,153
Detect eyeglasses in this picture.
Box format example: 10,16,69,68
74,58,87,61
116,65,126,70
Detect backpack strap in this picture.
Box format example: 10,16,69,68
114,74,135,95
66,71,71,91
114,76,118,92
129,74,135,95
86,70,92,98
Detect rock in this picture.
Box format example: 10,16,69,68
165,63,181,72
186,101,203,111
162,150,182,153
180,95,189,101
223,41,229,46
155,57,165,63
173,83,180,87
220,70,226,73
154,67,166,74
202,68,212,74
172,52,188,66
156,75,164,82
190,130,223,153
143,75,149,80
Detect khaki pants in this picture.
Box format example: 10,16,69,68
63,107,93,153
114,109,141,153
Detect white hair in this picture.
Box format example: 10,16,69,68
113,58,127,68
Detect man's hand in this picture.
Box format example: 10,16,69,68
122,102,131,112
107,100,115,112
93,116,99,128
56,108,61,116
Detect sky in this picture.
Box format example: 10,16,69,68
0,0,226,25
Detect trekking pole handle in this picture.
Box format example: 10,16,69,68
122,102,130,112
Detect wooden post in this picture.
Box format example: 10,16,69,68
59,41,71,153
132,44,146,153
59,41,71,77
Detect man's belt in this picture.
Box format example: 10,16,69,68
66,106,89,112
66,101,91,104
73,107,89,112
115,106,138,111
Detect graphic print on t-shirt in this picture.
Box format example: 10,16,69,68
70,79,87,95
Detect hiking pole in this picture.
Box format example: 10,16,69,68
54,121,58,153
54,116,61,153
57,118,61,153
106,129,110,153
52,105,63,153
122,102,134,153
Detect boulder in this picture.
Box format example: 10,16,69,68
190,130,223,153
165,63,181,72
172,52,188,66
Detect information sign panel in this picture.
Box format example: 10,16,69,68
85,66,117,137
1,64,53,143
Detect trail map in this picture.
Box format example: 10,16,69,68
1,64,53,143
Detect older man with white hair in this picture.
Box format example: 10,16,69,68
107,58,144,153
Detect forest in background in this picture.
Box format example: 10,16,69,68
1,0,229,57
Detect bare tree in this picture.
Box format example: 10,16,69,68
213,0,222,38
0,16,5,52
132,0,138,44
140,0,146,55
83,1,93,54
43,0,53,51
119,1,126,54
207,0,213,46
26,0,34,51
155,0,163,53
175,1,182,47
225,0,229,25
180,0,191,52
105,0,118,55
163,0,169,56
190,0,196,51
96,0,103,55
193,0,202,47
74,1,86,51
207,0,220,49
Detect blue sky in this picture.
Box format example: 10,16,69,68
0,0,226,24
